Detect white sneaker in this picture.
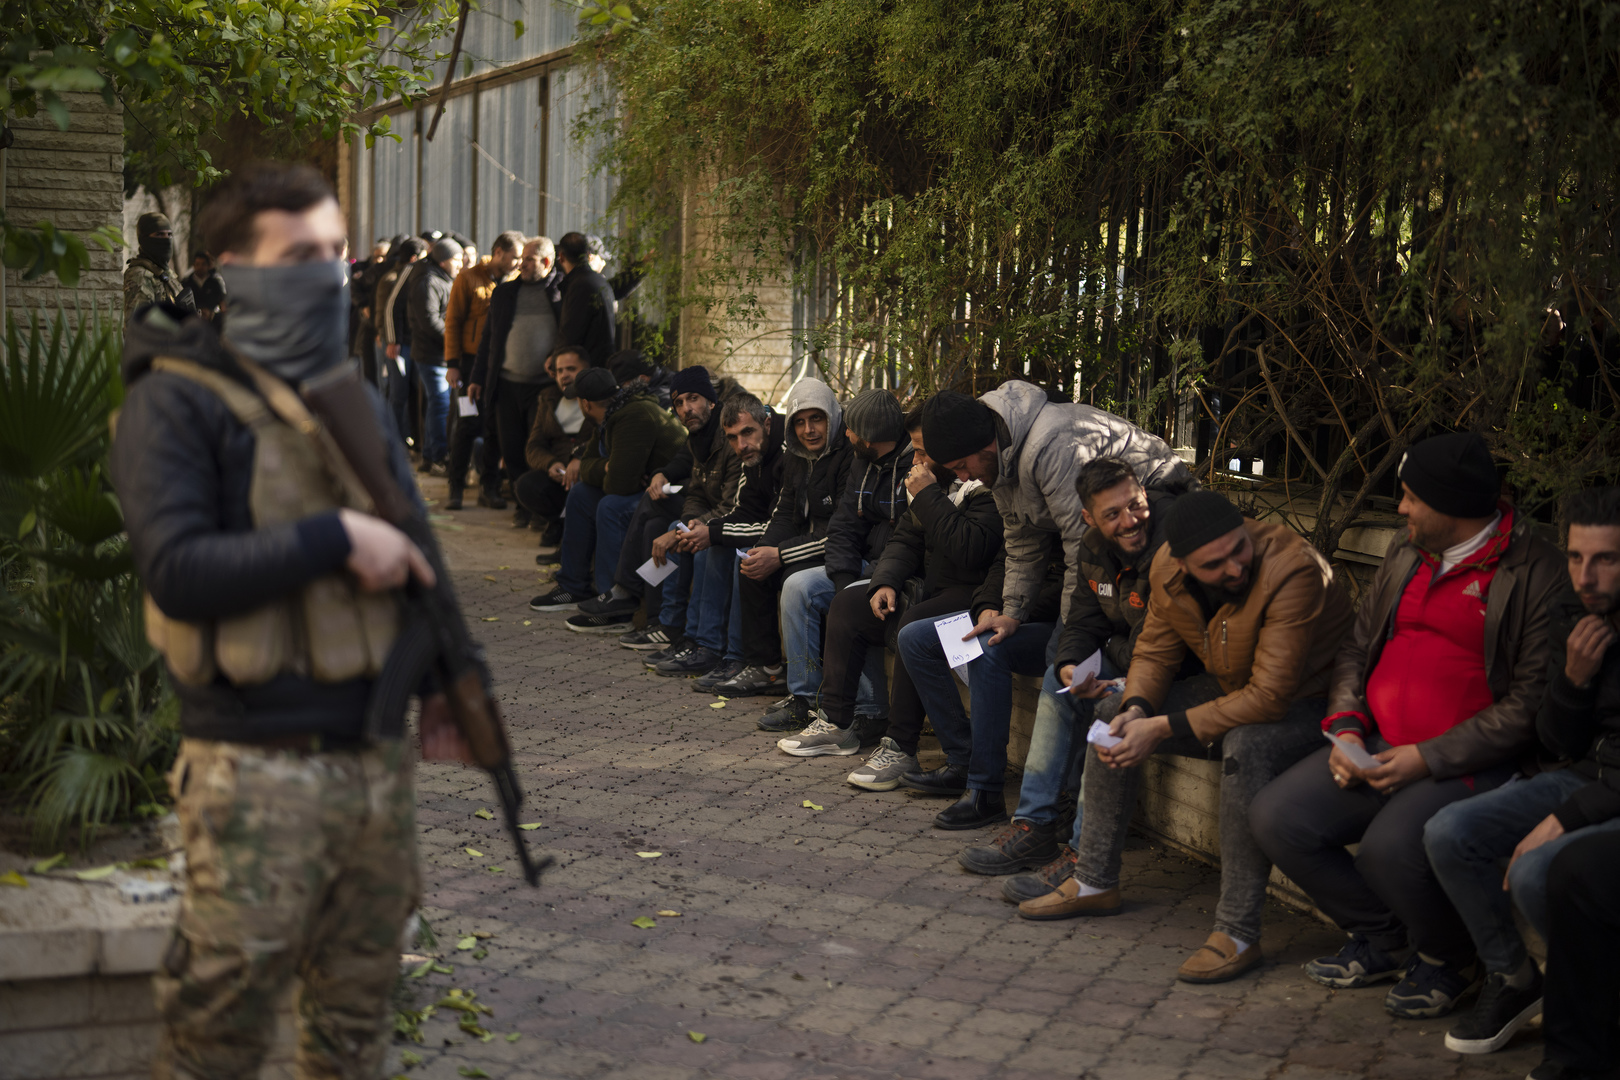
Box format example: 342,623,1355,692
776,713,860,757
846,737,918,790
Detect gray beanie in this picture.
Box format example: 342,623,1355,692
430,238,464,265
843,389,904,443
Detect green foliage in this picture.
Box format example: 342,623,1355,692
587,0,1620,549
0,310,177,848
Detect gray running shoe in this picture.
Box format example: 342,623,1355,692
777,713,860,757
845,737,918,790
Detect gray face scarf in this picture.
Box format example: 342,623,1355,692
217,259,349,384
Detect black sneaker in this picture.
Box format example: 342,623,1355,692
959,819,1060,876
512,508,532,529
444,488,465,510
644,640,687,666
565,611,636,634
1001,846,1079,904
655,644,722,677
530,585,589,611
1305,936,1407,989
757,695,809,732
477,491,507,510
694,659,746,692
899,762,969,796
1385,954,1476,1019
1445,970,1543,1054
535,552,560,567
712,664,786,698
577,592,639,618
620,624,675,651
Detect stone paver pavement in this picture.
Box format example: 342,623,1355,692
394,482,1542,1080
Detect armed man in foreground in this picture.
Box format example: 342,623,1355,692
1017,492,1355,986
111,162,522,1079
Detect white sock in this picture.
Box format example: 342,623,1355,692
1225,935,1251,954
1075,880,1110,898
609,584,631,600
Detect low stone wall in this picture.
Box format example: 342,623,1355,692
0,864,294,1080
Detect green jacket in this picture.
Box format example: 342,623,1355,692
578,391,686,496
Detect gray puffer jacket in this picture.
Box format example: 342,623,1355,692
984,380,1190,623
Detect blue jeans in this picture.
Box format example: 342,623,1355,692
673,547,733,653
779,565,884,715
415,361,450,463
725,559,744,661
657,552,695,637
1014,658,1122,842
897,615,1056,791
556,483,639,597
1425,768,1620,973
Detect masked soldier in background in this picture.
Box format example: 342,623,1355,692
110,163,477,1079
124,211,195,319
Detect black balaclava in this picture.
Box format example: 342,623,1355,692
137,212,173,268
218,259,350,385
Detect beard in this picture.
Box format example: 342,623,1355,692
1579,587,1620,615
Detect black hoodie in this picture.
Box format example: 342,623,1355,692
110,304,425,742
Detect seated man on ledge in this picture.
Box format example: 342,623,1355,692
1425,484,1620,1064
1251,432,1561,1023
1018,491,1355,987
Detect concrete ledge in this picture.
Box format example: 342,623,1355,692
0,869,178,982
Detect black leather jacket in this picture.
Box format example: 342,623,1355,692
110,305,426,743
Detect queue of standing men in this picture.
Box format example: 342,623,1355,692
354,225,1617,1080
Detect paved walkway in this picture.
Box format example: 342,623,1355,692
398,478,1542,1080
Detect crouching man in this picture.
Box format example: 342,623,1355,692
1018,492,1354,986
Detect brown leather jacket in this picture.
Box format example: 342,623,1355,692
1325,509,1564,780
1123,517,1355,743
525,384,598,473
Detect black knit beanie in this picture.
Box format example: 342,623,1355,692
670,365,717,403
1398,433,1500,518
1164,491,1246,558
921,392,997,463
575,367,619,402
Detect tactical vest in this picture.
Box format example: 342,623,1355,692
141,356,400,688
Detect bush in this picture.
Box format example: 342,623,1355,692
0,310,177,848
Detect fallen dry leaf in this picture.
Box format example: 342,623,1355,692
802,800,823,811
688,1031,706,1043
631,916,657,929
484,575,497,582
518,822,541,831
709,701,726,709
0,870,27,888
474,809,494,820
32,853,66,873
656,910,682,917
635,851,662,858
75,865,117,881
464,848,484,857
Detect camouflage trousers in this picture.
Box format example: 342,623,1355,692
152,737,419,1080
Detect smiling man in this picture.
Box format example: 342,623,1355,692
1016,490,1355,987
1250,432,1561,1024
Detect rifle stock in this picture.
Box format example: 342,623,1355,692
299,364,549,887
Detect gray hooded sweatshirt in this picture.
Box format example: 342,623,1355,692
760,378,854,572
983,380,1190,622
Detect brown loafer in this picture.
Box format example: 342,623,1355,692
1016,878,1122,921
1177,932,1263,983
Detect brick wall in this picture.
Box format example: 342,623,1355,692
676,182,799,404
2,91,125,326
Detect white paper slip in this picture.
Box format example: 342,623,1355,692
674,519,691,533
662,483,683,495
1086,719,1123,749
933,612,983,669
636,557,679,586
1057,649,1105,694
457,396,478,417
1323,731,1380,770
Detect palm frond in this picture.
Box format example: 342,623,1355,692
0,310,119,480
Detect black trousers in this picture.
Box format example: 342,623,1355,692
737,565,784,668
1249,743,1514,966
1545,829,1620,1076
494,381,544,498
613,492,684,600
820,586,974,755
513,470,569,522
447,402,500,496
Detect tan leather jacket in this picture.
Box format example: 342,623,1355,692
1326,510,1565,780
1123,518,1355,743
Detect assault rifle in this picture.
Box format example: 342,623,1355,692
299,364,551,887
